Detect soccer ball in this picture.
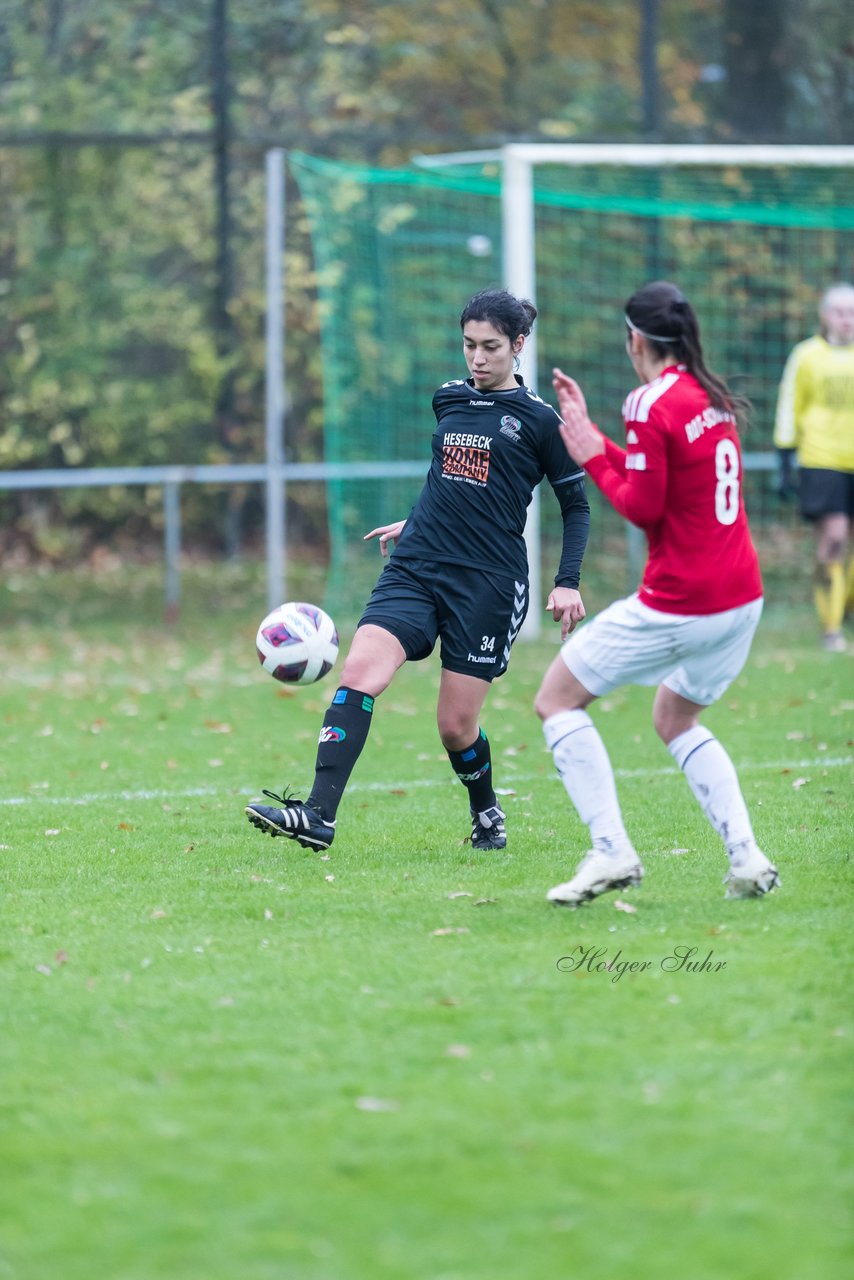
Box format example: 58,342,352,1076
255,601,339,685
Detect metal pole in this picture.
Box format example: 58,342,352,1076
640,0,660,137
265,147,286,610
163,480,182,624
502,146,541,639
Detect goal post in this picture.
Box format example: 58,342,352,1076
498,142,854,636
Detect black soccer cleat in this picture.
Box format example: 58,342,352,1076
469,804,506,851
245,787,336,850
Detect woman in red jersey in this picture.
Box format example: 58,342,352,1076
535,280,780,905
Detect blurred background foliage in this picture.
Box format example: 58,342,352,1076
0,0,852,563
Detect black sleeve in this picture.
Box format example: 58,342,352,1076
776,446,797,501
553,477,590,589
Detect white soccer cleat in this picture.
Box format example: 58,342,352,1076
724,849,780,899
547,848,644,907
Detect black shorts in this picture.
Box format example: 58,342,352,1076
358,555,529,681
799,467,854,521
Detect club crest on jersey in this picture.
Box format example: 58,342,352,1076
499,414,522,441
319,726,346,743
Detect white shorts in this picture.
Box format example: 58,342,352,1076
561,594,764,706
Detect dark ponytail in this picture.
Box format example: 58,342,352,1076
625,281,749,425
460,288,537,342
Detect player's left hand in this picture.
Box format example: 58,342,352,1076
363,519,406,556
546,586,586,640
552,368,605,465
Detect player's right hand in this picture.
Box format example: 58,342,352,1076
363,519,406,556
553,368,604,465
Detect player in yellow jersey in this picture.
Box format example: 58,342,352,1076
774,283,854,651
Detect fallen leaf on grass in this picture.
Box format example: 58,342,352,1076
35,964,52,977
614,899,637,914
356,1096,399,1112
474,898,498,907
445,1044,471,1058
54,950,68,965
432,927,471,936
44,829,61,837
447,891,472,899
792,777,810,790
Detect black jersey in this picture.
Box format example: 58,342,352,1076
391,375,589,586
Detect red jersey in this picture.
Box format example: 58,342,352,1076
584,365,762,615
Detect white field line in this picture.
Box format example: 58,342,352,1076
0,756,850,807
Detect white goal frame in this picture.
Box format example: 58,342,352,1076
498,143,854,637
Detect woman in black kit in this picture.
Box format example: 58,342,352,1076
246,289,590,853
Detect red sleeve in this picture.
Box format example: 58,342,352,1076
584,420,668,530
602,435,627,469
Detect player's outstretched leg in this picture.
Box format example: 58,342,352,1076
245,787,336,850
245,685,377,850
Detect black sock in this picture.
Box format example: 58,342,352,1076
307,687,375,822
446,729,496,814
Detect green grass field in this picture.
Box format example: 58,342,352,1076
1,562,852,1280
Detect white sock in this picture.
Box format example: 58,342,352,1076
667,726,756,863
543,710,633,856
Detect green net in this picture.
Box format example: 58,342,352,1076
290,151,854,618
